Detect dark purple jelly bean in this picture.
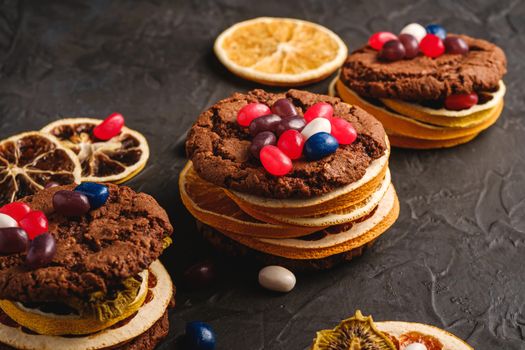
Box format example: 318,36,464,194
26,233,56,269
53,190,91,216
250,131,277,159
183,260,217,289
378,40,406,61
45,182,60,189
248,114,282,136
0,227,29,254
276,116,307,136
444,36,469,55
398,33,419,58
271,98,297,118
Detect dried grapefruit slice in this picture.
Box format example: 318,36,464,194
41,118,149,183
214,17,348,86
0,132,81,206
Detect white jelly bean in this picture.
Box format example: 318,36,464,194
258,265,296,292
400,23,427,43
0,213,18,228
405,343,428,350
301,118,331,140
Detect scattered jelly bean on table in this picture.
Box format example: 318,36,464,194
301,117,331,140
248,114,281,136
271,98,297,118
250,131,277,159
419,34,445,58
44,182,60,189
183,260,217,290
19,211,48,240
0,213,19,228
185,321,216,350
378,40,406,61
93,113,125,141
368,31,397,50
304,102,334,123
275,116,306,136
53,190,91,217
258,265,296,293
425,24,447,40
405,343,428,350
444,93,478,111
400,23,427,43
444,36,469,55
75,182,110,209
237,103,271,127
26,232,56,269
330,118,357,145
0,227,29,254
304,132,339,160
398,34,419,59
0,202,31,222
259,145,292,176
277,130,305,160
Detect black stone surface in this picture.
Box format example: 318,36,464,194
0,0,522,349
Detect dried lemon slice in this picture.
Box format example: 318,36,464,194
214,17,348,86
0,132,81,206
41,118,149,183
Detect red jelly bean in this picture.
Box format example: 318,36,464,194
419,34,445,58
93,113,125,140
259,145,293,176
444,93,478,111
0,202,31,222
330,118,357,145
304,102,334,123
237,103,271,127
368,32,398,50
19,211,48,240
277,130,305,160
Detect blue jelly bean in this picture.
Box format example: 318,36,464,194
304,132,339,160
425,24,446,40
186,321,216,350
74,183,109,209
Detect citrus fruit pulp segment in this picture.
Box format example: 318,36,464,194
0,132,81,206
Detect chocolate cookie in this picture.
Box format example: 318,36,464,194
186,89,387,199
0,184,173,304
341,34,506,102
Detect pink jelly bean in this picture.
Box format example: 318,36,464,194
368,32,398,50
330,118,357,145
419,34,445,58
304,102,334,123
237,103,271,127
0,202,31,222
19,211,48,240
259,145,293,176
277,130,305,160
93,113,125,140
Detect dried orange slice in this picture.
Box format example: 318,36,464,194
214,17,348,86
0,132,81,206
41,118,149,183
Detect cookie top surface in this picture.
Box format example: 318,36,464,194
341,34,507,102
186,89,387,199
0,184,173,303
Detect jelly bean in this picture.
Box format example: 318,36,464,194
277,130,305,160
75,182,110,209
398,34,419,59
301,117,331,140
53,190,91,217
444,93,478,111
183,260,217,289
368,31,397,50
275,116,306,136
378,40,406,61
44,182,60,189
93,113,125,141
248,114,281,136
19,211,48,240
250,131,277,159
0,202,31,222
425,24,446,40
26,233,56,269
237,103,271,127
0,227,29,254
304,102,334,123
444,36,469,55
400,23,427,43
304,132,339,160
259,145,292,176
258,265,296,293
419,34,445,58
405,343,427,350
330,118,357,145
185,321,216,350
271,98,297,118
0,213,19,228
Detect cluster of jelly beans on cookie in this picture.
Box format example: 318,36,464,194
370,23,478,111
237,98,357,176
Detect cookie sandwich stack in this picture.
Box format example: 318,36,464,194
181,89,399,270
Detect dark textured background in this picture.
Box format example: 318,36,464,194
0,0,523,349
